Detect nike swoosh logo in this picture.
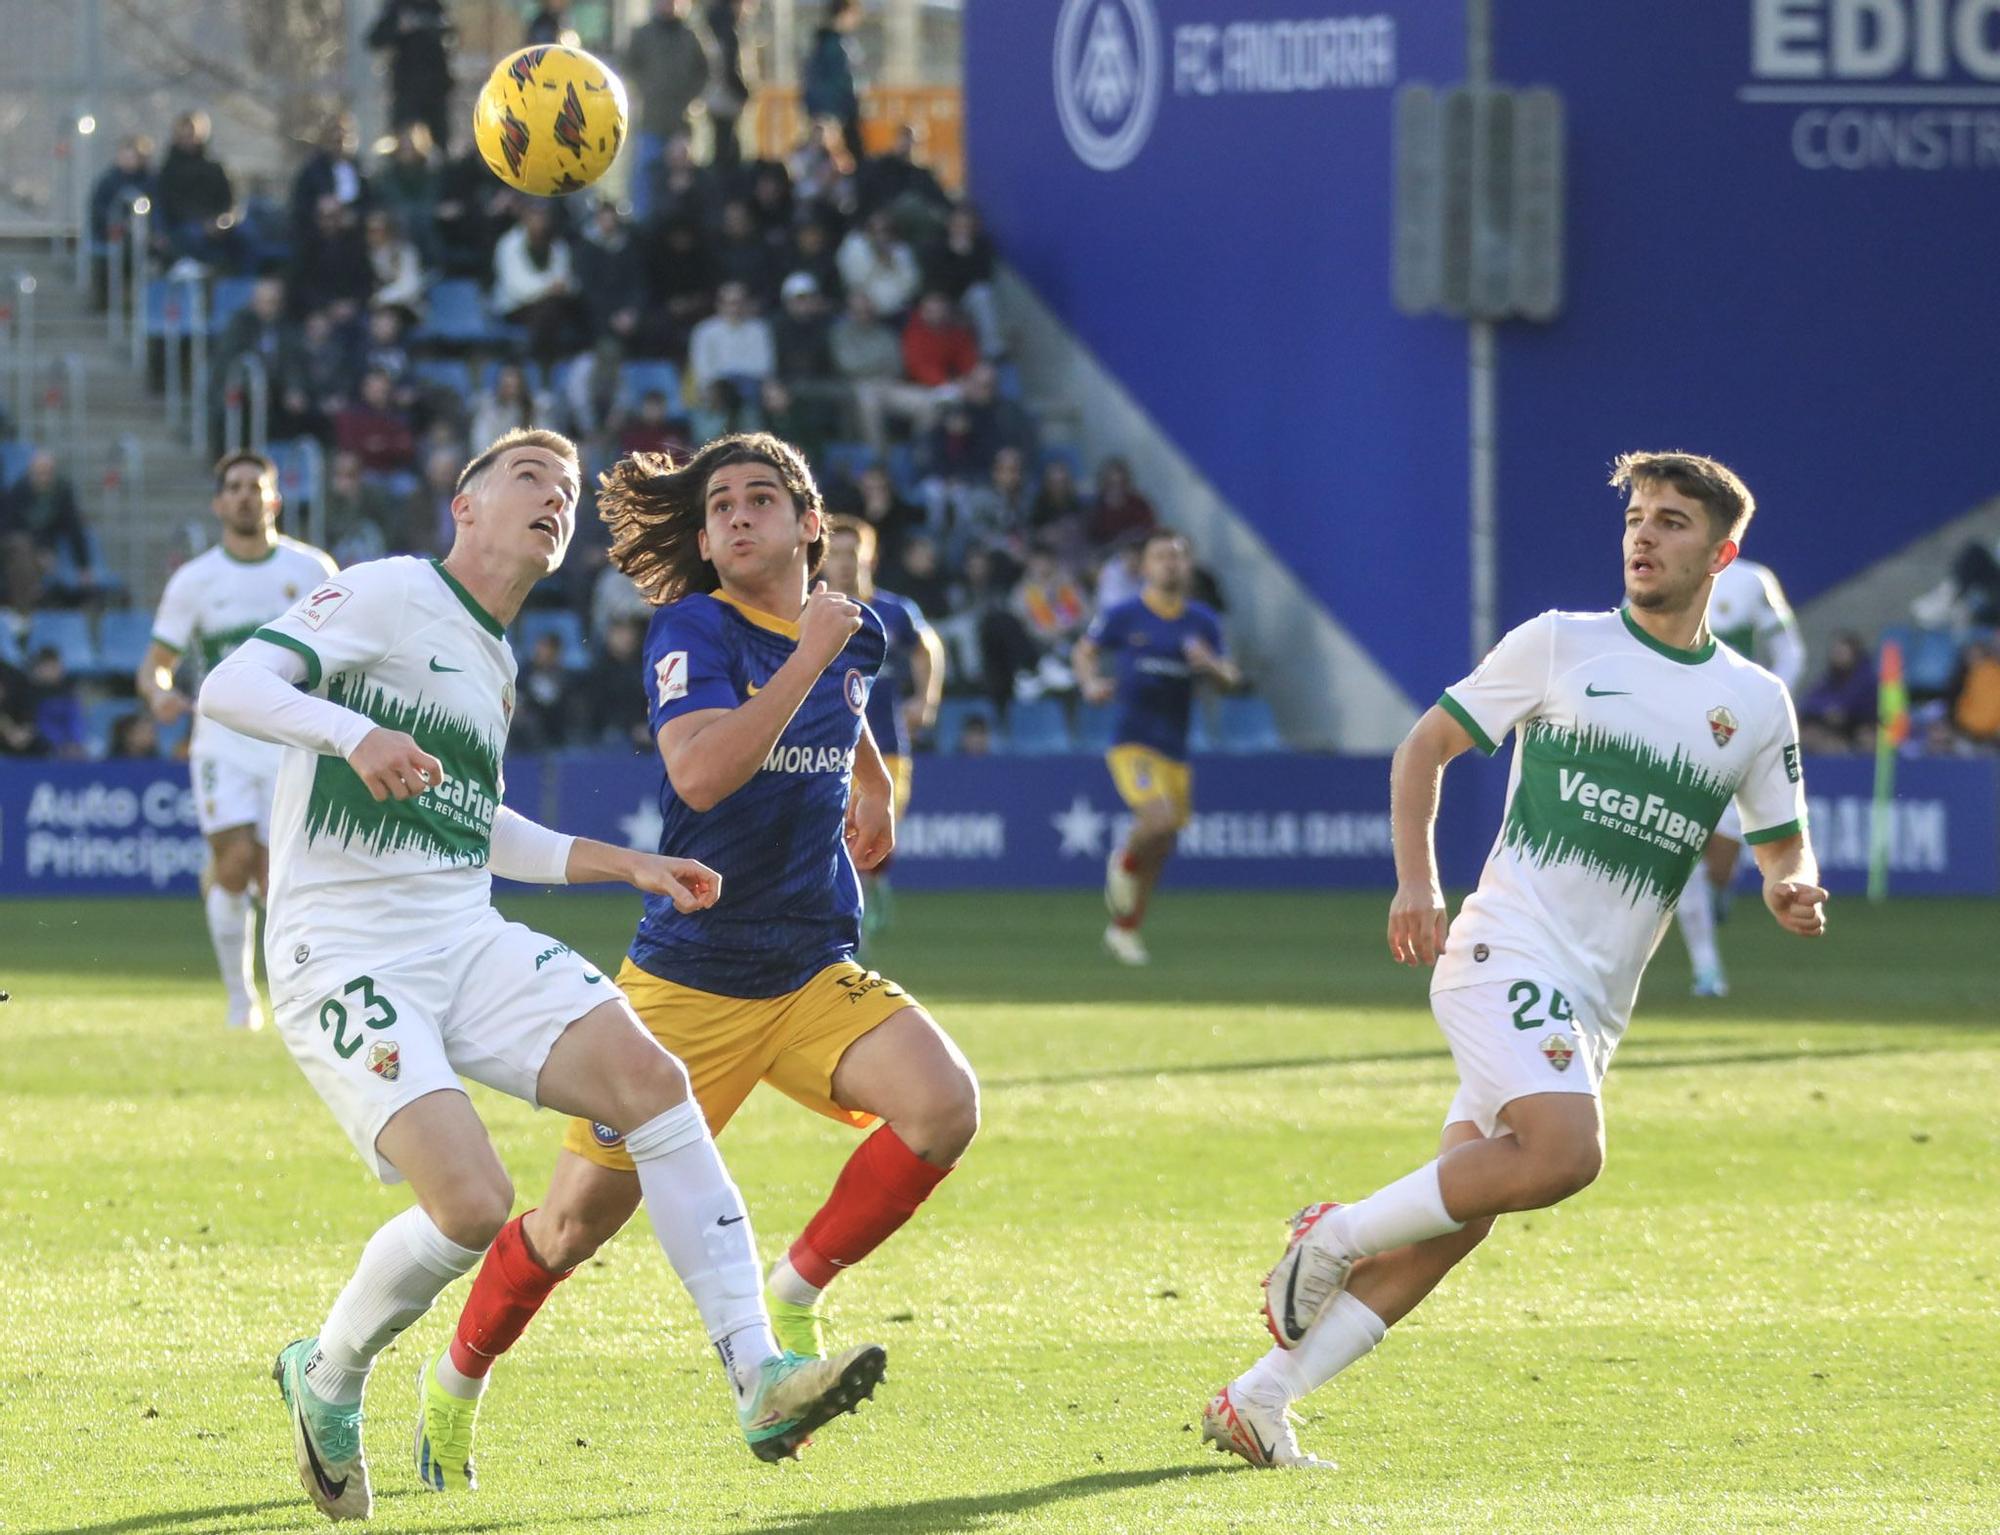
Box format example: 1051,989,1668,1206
716,1214,745,1227
1248,1420,1275,1465
429,658,463,673
583,971,604,984
1584,684,1630,697
745,679,763,696
1282,1259,1304,1337
298,1401,348,1501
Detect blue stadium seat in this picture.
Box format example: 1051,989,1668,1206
26,610,97,673
1072,700,1117,753
817,440,876,486
157,710,192,755
1908,628,1966,695
1003,695,1073,754
618,360,681,409
413,358,475,397
45,529,126,607
0,440,33,487
412,280,515,347
515,609,590,671
886,442,919,494
934,697,995,754
1213,693,1283,753
209,276,259,334
267,439,318,507
478,359,546,393
0,616,23,667
96,610,155,677
993,361,1025,401
1037,442,1085,484
142,279,203,338
84,697,134,756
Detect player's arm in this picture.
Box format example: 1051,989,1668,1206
1738,686,1822,936
1183,631,1243,690
906,621,945,733
1751,833,1826,937
1072,634,1113,704
658,582,862,812
136,640,191,725
491,805,720,913
1387,705,1479,966
845,716,895,871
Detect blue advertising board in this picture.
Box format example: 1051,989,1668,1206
3,751,1992,899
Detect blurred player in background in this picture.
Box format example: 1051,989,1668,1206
1203,451,1825,1469
1679,553,1805,996
425,435,976,1491
1073,529,1239,965
822,515,944,939
136,453,335,1031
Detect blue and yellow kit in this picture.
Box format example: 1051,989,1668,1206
565,588,922,1166
1086,592,1226,827
861,587,930,815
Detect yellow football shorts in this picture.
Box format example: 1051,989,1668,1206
1106,744,1194,828
880,753,915,819
564,956,919,1170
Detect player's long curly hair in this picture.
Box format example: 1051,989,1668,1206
598,433,827,605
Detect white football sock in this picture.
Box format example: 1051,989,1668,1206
204,883,254,1012
766,1254,823,1308
312,1206,485,1405
1677,872,1722,976
623,1101,778,1408
1327,1161,1463,1260
1235,1293,1388,1405
434,1351,486,1401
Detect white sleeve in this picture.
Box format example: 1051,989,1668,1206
252,559,408,690
1754,571,1806,691
199,640,377,759
150,565,199,656
1735,686,1809,845
1438,612,1555,756
489,805,576,885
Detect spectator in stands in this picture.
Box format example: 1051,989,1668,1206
759,378,827,462
291,309,358,431
1914,536,2000,628
712,198,783,305
364,209,428,319
747,162,796,239
470,363,553,449
689,378,761,442
214,276,306,433
398,444,465,555
561,336,627,439
924,203,1004,357
643,133,716,234
291,195,373,321
688,280,775,395
335,370,418,475
576,201,652,352
291,113,371,245
804,0,865,162
108,710,160,759
0,658,47,756
902,290,979,395
359,306,424,417
789,117,858,225
705,0,757,172
527,0,575,46
957,712,992,756
434,143,506,278
618,390,687,456
961,361,1037,461
492,203,582,365
153,111,235,272
577,613,652,749
89,134,153,248
954,446,1033,558
375,123,442,265
1087,456,1158,547
852,461,924,573
790,216,847,302
1007,547,1090,692
774,271,835,378
1030,455,1087,556
1948,635,2000,747
648,216,716,360
591,556,652,642
1095,536,1144,610
0,451,94,610
838,210,921,319
514,630,576,748
26,648,87,759
625,0,712,223
888,529,951,617
922,401,992,492
860,123,952,233
834,289,941,452
321,449,394,565
369,0,456,152
1798,631,1877,754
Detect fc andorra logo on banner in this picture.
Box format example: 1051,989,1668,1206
1054,0,1161,171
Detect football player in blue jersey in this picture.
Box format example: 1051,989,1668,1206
1073,529,1240,965
822,515,945,939
425,434,979,1484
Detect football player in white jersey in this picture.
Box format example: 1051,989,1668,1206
199,429,886,1521
1201,451,1828,1469
1678,554,1805,996
137,453,336,1030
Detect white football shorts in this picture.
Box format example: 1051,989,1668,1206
190,749,276,839
271,906,623,1182
1432,973,1617,1138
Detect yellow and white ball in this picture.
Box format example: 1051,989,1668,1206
473,44,627,197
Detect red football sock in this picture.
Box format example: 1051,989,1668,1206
1118,850,1141,875
787,1126,953,1290
448,1213,570,1379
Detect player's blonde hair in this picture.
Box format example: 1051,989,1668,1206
456,427,581,497
1609,451,1756,545
599,433,826,605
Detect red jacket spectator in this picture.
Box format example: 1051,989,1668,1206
334,371,416,472
902,293,978,389
1088,457,1159,546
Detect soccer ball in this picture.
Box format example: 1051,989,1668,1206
473,45,628,197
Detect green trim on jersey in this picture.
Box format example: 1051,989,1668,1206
1743,817,1805,846
303,673,502,864
219,543,282,566
428,559,507,640
1502,718,1736,909
1438,691,1500,756
1620,607,1717,665
252,628,323,690
150,633,184,657
198,619,267,669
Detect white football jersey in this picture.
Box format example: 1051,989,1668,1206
1708,557,1803,689
151,536,337,765
250,557,519,986
1435,609,1806,1039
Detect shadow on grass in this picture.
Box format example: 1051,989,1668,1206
737,1464,1233,1534
22,1489,642,1535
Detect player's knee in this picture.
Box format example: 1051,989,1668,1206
429,1172,514,1251
212,844,256,892
931,1072,980,1162
1530,1136,1603,1205
535,1201,618,1271
610,1044,692,1129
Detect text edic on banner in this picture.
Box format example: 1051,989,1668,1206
3,752,1993,899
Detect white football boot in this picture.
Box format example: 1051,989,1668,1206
1102,924,1149,966
1263,1202,1352,1349
1103,850,1139,920
1200,1385,1332,1469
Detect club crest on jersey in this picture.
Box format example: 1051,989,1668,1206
1540,1033,1575,1073
366,1041,401,1082
501,682,515,724
844,668,870,713
592,1121,625,1148
1707,705,1738,749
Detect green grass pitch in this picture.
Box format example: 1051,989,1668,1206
2,889,1994,1533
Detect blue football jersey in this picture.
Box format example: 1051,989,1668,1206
630,590,887,997
1085,594,1225,761
862,588,928,757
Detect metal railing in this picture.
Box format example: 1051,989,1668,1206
126,199,151,372
103,433,147,588
153,274,207,449
220,351,270,455
4,271,33,440
103,192,149,345
39,352,87,473
293,437,327,553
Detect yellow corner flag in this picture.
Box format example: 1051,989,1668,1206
1868,638,1909,903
